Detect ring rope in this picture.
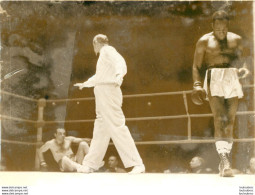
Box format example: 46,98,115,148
0,115,37,123
182,91,192,140
44,84,255,103
1,111,254,124
243,84,255,88
0,85,253,103
42,111,255,124
44,91,191,103
134,138,255,145
46,97,95,103
0,90,37,102
1,139,39,145
2,138,255,146
124,90,192,98
44,119,95,124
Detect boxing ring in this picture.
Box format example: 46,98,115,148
0,84,254,170
0,4,255,195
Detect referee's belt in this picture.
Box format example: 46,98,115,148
95,82,116,86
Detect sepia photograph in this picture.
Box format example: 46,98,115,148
0,0,254,194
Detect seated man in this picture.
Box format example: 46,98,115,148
105,155,126,173
246,157,255,174
38,128,90,172
189,156,213,174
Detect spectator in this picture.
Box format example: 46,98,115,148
189,156,213,173
246,157,255,174
105,155,126,173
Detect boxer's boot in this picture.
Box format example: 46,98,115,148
216,141,234,177
219,153,233,177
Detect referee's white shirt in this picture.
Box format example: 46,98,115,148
84,45,127,87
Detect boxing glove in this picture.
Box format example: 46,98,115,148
191,81,206,105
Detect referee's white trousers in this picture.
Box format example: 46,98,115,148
82,85,143,170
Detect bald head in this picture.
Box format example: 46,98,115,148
93,34,109,55
93,34,109,45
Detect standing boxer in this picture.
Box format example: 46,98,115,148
74,34,145,174
192,11,249,177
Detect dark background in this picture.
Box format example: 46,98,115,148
0,1,254,172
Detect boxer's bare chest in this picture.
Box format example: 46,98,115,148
204,35,239,66
50,140,72,155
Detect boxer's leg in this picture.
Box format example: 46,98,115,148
75,141,89,165
208,95,238,177
60,156,81,172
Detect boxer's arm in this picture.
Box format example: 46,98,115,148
192,37,207,105
236,36,250,79
38,141,51,167
192,38,207,85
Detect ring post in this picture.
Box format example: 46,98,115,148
35,98,46,170
183,92,191,140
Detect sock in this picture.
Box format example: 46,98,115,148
225,142,233,154
215,141,231,154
